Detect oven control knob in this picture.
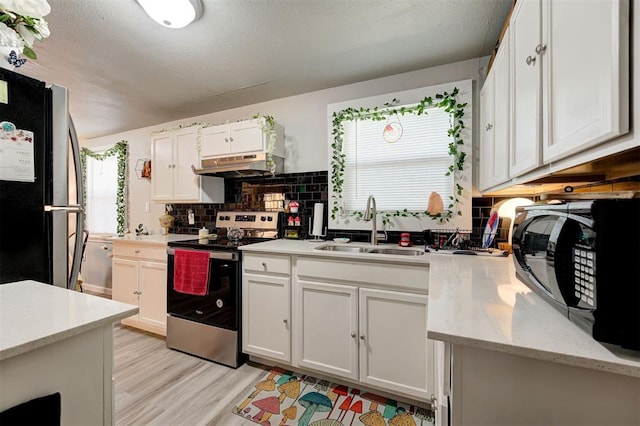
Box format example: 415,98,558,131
267,217,273,221
261,216,266,221
224,215,230,221
218,215,225,221
216,299,224,308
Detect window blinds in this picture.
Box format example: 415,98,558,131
85,155,118,234
342,106,454,212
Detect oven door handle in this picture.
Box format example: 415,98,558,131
167,248,239,261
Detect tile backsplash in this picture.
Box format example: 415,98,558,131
167,170,529,247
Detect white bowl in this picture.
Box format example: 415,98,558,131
332,237,350,244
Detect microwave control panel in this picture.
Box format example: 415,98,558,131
573,246,596,307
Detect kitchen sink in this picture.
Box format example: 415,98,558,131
314,245,370,253
314,244,425,256
366,248,426,256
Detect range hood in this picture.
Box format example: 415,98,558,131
192,153,284,177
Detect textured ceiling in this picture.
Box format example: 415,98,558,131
16,0,511,140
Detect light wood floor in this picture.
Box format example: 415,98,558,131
113,324,268,426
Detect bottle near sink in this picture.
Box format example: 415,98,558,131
399,233,412,247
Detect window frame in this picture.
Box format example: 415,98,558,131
80,141,128,235
327,80,473,232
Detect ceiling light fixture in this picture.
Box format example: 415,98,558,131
137,0,203,29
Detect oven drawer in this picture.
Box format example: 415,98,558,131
243,253,291,275
112,243,166,262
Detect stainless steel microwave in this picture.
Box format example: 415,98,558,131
512,199,640,350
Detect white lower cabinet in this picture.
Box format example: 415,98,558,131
113,258,168,335
242,253,291,362
242,251,434,401
242,272,291,362
293,256,433,401
112,241,168,336
296,280,359,380
358,288,431,399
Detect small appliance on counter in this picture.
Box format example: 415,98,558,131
512,198,640,350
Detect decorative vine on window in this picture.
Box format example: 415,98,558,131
80,141,128,235
330,88,466,225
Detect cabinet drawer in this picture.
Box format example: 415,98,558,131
297,257,428,293
112,243,167,262
243,253,290,275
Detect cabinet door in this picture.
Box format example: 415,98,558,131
242,272,291,362
510,0,542,177
138,261,168,335
492,28,511,186
172,128,201,201
200,125,230,158
479,69,496,191
359,288,432,399
295,280,358,380
542,0,629,162
112,257,139,319
229,120,264,154
150,132,174,201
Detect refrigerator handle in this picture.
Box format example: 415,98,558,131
68,115,85,290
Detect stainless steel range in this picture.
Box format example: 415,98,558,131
166,211,279,368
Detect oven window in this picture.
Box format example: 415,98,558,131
167,256,240,330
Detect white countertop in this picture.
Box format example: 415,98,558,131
239,239,640,378
427,253,640,378
239,239,430,265
0,281,138,361
110,233,197,246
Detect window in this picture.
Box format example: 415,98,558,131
342,106,453,212
81,141,128,235
85,153,118,234
328,80,473,231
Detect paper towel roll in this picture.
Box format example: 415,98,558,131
312,203,324,236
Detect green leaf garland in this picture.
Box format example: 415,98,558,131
330,87,467,225
80,141,128,235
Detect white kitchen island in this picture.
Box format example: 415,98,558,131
0,280,138,425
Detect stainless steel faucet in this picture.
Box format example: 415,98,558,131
364,195,386,245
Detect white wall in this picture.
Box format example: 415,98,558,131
83,57,489,234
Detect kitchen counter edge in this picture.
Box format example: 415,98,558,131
0,281,138,361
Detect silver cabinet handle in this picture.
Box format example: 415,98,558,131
526,55,536,65
283,319,288,323
351,333,356,338
225,137,229,142
535,44,547,54
262,262,267,268
360,335,365,340
230,137,234,142
134,249,140,253
485,123,493,131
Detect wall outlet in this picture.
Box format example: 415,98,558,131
188,210,195,225
145,202,150,213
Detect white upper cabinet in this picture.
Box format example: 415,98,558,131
200,118,284,159
508,0,629,180
151,127,224,203
541,0,629,162
509,0,543,177
479,27,511,191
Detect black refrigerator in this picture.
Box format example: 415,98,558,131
0,68,84,289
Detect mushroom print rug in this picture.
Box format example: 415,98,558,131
232,367,434,426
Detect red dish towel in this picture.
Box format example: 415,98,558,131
173,249,210,296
